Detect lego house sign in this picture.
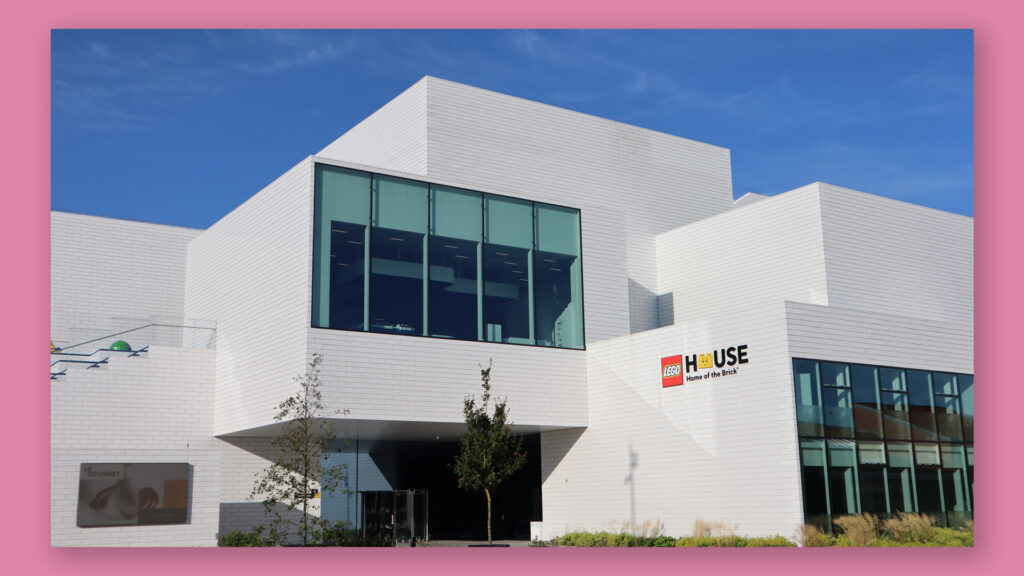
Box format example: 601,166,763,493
661,345,749,388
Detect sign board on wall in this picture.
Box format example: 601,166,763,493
662,345,749,388
76,463,190,527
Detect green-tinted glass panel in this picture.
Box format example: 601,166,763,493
371,175,428,335
534,204,583,349
934,394,963,442
794,359,823,437
429,186,482,340
483,196,534,345
907,370,938,441
313,165,371,330
887,443,916,513
915,443,941,467
800,439,829,529
851,365,884,439
879,368,911,440
827,441,858,515
822,363,854,438
820,362,850,388
484,195,533,248
857,443,887,516
858,442,886,465
933,372,957,396
373,175,429,233
431,185,482,241
960,374,974,442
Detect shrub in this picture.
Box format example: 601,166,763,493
796,523,854,547
652,535,677,547
217,525,276,547
883,512,935,543
833,513,879,547
320,521,395,547
746,535,797,547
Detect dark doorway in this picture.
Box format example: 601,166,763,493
327,435,541,541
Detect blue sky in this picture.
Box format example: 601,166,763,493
51,30,973,228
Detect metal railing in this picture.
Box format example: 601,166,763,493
51,317,215,380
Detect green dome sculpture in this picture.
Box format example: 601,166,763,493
109,340,131,351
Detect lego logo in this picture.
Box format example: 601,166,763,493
661,355,683,388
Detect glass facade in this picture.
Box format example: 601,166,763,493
793,359,973,530
312,163,585,349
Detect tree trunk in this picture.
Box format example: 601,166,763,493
485,488,492,546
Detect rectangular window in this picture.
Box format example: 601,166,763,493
370,175,429,335
821,362,854,438
887,443,917,514
851,364,884,439
960,374,974,442
429,186,482,341
312,165,371,330
794,359,823,437
907,370,938,442
879,367,912,441
857,441,888,515
483,196,534,345
311,163,585,349
914,443,943,524
827,441,859,516
941,444,971,527
533,204,584,349
800,439,830,530
933,373,963,442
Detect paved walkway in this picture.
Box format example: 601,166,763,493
401,539,531,548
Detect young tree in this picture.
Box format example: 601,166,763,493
251,354,345,546
452,360,527,545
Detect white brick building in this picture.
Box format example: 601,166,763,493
50,77,973,546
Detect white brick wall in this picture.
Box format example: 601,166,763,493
184,159,313,436
818,183,974,326
656,183,830,325
317,79,429,175
50,346,219,546
50,212,201,344
542,303,804,539
308,329,587,428
785,301,973,374
318,76,735,339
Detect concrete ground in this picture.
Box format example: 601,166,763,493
401,539,531,548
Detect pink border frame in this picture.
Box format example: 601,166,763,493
6,2,1018,574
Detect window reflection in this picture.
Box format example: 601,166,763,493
794,359,973,530
312,163,584,349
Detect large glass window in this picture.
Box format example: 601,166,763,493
857,442,888,514
800,439,830,530
827,441,859,516
793,359,823,437
534,204,584,349
879,367,911,441
311,163,584,349
312,165,371,330
932,373,963,442
484,196,534,345
821,362,854,438
960,375,974,442
907,370,938,442
793,359,973,529
370,175,429,335
941,444,971,527
887,443,917,514
914,443,943,523
851,365,884,439
429,186,482,341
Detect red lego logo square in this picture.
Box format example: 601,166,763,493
661,355,683,387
